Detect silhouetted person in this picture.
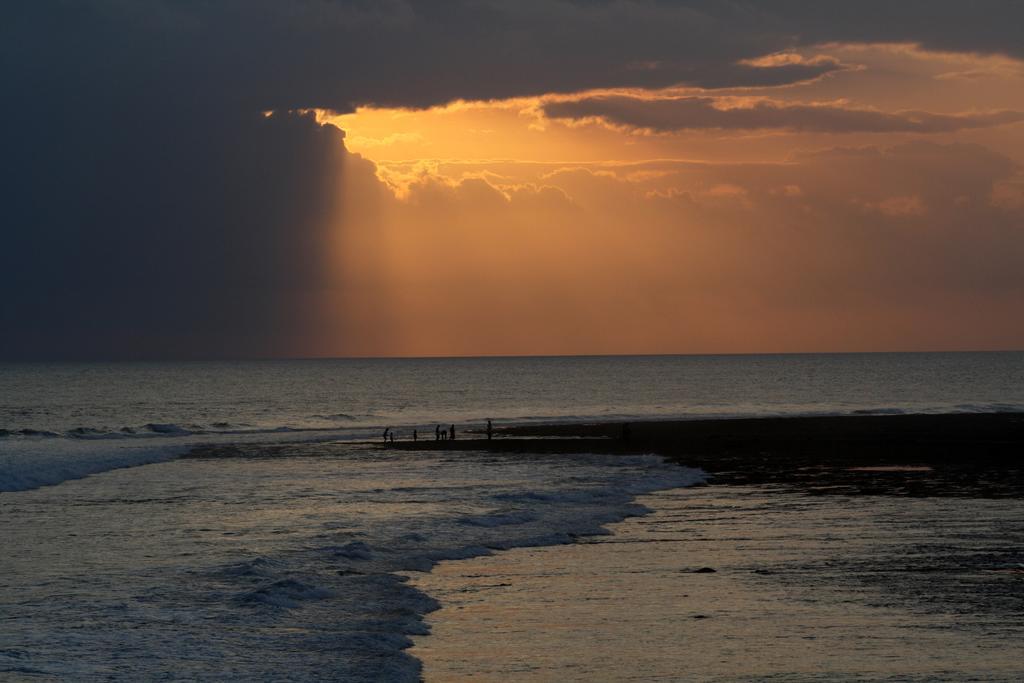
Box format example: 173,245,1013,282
621,423,631,442
449,424,455,441
389,431,395,444
486,419,493,440
435,425,441,441
413,429,418,442
383,427,390,443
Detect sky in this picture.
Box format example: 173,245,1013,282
2,1,1023,359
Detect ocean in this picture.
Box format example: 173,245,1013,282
2,352,1022,492
1,352,1022,680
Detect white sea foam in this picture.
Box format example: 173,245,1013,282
0,427,379,493
0,439,187,492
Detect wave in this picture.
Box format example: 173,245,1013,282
458,510,538,527
0,429,372,493
310,413,362,421
2,444,704,679
0,441,186,493
329,541,375,561
951,402,1024,413
239,578,335,609
3,402,1022,494
0,421,360,443
3,401,1024,446
142,423,194,436
0,428,62,438
196,452,705,681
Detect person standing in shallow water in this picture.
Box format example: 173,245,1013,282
383,427,390,444
435,425,441,441
413,429,418,442
449,424,456,440
486,419,493,440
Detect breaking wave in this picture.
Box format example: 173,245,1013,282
188,450,706,681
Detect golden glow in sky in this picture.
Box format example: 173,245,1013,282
308,44,1024,357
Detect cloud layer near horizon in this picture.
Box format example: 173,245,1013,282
543,96,1024,134
2,1,1024,357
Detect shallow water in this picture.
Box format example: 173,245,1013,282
412,486,1024,681
0,443,699,680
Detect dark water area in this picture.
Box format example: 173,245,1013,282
4,352,1019,491
2,352,1022,492
3,351,1023,436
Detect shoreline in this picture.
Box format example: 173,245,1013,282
406,413,1024,679
392,412,1024,497
410,482,1024,681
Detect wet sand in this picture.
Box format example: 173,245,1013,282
410,484,1024,681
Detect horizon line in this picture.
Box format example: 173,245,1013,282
3,348,1023,363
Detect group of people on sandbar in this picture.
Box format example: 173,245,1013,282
381,419,495,444
434,424,456,441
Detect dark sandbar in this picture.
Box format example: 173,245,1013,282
393,413,1024,497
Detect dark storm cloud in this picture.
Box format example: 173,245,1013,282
0,1,831,118
2,1,1022,358
767,0,1024,59
543,96,1024,133
10,1,1021,125
1,107,354,359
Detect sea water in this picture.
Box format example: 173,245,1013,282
1,442,702,680
2,352,1022,492
1,352,1022,680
